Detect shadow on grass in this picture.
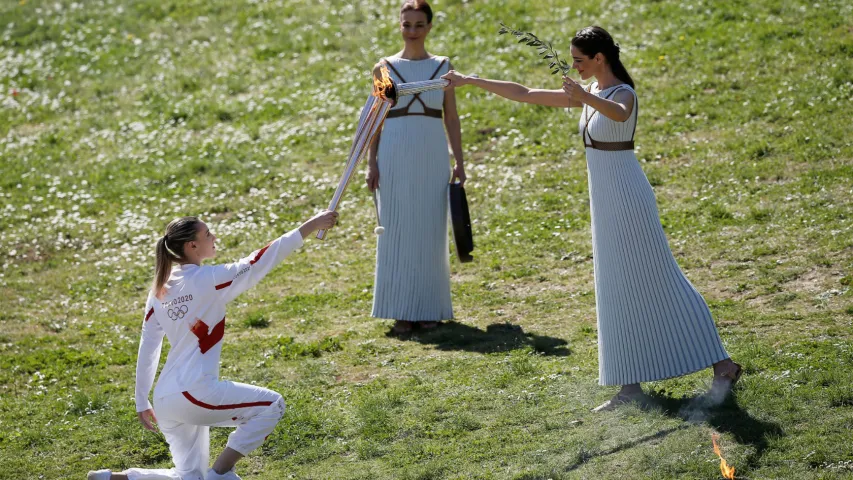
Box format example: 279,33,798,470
644,390,785,470
564,424,692,472
387,321,570,356
561,391,784,474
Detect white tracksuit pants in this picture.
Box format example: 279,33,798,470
123,381,285,480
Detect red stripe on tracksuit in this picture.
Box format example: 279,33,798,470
190,317,226,354
145,308,154,322
181,391,274,410
213,244,269,290
249,244,271,265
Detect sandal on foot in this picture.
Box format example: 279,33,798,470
708,362,743,401
715,362,743,385
730,362,743,385
592,392,645,413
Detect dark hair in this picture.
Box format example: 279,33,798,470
400,0,433,24
571,26,634,89
152,216,202,298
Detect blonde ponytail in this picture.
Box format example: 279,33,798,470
152,217,201,298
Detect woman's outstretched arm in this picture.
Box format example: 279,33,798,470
442,70,581,108
208,211,337,304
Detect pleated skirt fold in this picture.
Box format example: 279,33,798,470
371,117,453,321
587,150,729,385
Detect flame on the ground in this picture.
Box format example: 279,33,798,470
373,65,394,99
712,433,736,479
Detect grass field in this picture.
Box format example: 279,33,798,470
1,0,852,478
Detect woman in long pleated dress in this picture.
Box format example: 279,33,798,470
442,26,741,411
365,0,466,335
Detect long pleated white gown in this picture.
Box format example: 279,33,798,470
581,82,730,385
371,56,453,321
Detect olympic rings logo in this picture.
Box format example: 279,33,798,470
168,305,189,320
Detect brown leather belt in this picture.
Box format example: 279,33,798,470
386,108,443,119
584,140,635,151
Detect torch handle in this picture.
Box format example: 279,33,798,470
317,98,392,240
372,189,381,227
395,74,477,98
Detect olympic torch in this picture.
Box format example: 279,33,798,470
316,69,462,239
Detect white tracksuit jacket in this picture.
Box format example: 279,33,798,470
135,229,303,412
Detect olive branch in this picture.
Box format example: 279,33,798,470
498,22,571,75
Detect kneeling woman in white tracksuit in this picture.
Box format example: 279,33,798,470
89,210,338,480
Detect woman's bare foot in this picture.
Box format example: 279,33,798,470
592,384,645,412
707,359,743,402
712,359,742,379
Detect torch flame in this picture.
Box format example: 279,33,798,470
372,65,394,100
712,434,736,479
